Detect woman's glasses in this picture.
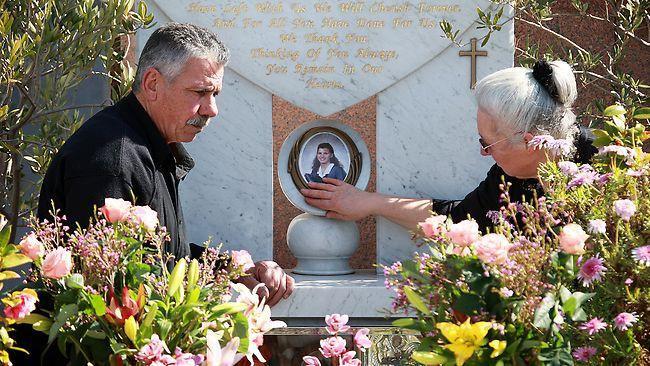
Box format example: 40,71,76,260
479,136,510,152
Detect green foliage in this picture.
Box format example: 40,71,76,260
438,0,649,123
0,0,153,241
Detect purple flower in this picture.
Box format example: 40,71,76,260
567,170,598,188
572,346,597,362
528,135,555,150
625,278,633,285
632,245,650,266
549,139,573,156
598,145,636,163
613,199,636,221
626,169,644,177
558,161,579,176
577,256,607,286
527,135,572,156
613,312,638,331
579,317,607,335
596,172,613,185
587,219,606,235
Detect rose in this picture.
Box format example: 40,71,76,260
353,328,371,350
447,220,480,247
319,336,346,358
230,250,255,272
100,198,132,223
559,223,589,255
42,247,73,279
19,232,44,260
419,215,447,238
131,205,159,231
3,289,38,320
325,313,350,334
473,233,512,265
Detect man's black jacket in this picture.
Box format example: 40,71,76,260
38,92,193,260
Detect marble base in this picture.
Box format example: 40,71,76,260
271,270,396,319
287,213,360,275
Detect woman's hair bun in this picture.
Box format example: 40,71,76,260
532,60,559,101
532,60,577,107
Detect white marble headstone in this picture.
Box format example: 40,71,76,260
137,1,515,274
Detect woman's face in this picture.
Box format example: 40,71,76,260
317,147,332,164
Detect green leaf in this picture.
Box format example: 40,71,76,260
65,274,84,289
603,104,626,116
2,253,31,269
391,318,433,332
412,351,448,365
392,318,417,328
633,107,650,119
533,294,555,330
89,294,106,316
48,303,78,344
0,220,10,247
538,347,573,365
404,287,431,315
211,302,248,317
231,311,250,354
452,293,481,315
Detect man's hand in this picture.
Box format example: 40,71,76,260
237,261,294,307
300,178,374,221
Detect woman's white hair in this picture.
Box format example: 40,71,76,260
474,60,578,144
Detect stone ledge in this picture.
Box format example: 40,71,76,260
271,270,397,319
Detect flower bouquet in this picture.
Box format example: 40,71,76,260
17,198,285,365
385,106,649,365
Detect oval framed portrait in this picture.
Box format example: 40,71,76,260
288,126,362,190
278,120,370,215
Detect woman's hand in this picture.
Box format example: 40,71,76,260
300,178,375,221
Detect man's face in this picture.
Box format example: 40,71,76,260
477,109,541,178
153,57,225,143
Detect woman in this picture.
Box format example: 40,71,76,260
301,60,597,231
304,142,347,183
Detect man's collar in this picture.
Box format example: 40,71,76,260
119,93,194,178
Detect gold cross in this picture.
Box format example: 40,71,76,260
459,38,488,89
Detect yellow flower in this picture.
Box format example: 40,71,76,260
436,319,492,366
489,339,507,358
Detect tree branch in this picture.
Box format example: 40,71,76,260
31,103,106,120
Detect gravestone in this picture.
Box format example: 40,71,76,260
136,0,514,315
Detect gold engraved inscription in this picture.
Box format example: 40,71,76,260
305,32,340,45
322,17,350,28
356,48,397,61
339,1,366,12
251,48,300,62
418,3,461,13
266,64,288,75
186,3,217,14
222,3,248,15
306,78,344,88
214,18,236,28
314,2,332,12
356,18,385,28
294,64,336,75
369,2,410,13
255,2,283,13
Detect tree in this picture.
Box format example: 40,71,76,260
0,0,153,241
440,0,648,120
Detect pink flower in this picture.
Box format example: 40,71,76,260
613,199,636,221
613,312,638,331
19,232,44,260
339,351,361,366
100,198,132,223
230,250,255,272
419,215,447,238
319,336,346,358
3,289,38,320
625,278,633,285
353,328,371,351
579,317,607,335
558,223,588,255
473,233,512,265
42,247,72,279
577,256,607,286
173,347,204,366
135,334,168,364
631,245,650,266
205,331,242,366
558,161,579,176
302,356,321,366
131,205,159,231
325,313,350,334
586,219,606,235
572,346,597,362
447,220,480,247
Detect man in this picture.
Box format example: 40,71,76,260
38,23,293,302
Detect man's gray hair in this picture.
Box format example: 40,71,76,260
133,23,230,92
474,60,578,143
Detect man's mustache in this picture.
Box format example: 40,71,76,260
186,116,210,128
